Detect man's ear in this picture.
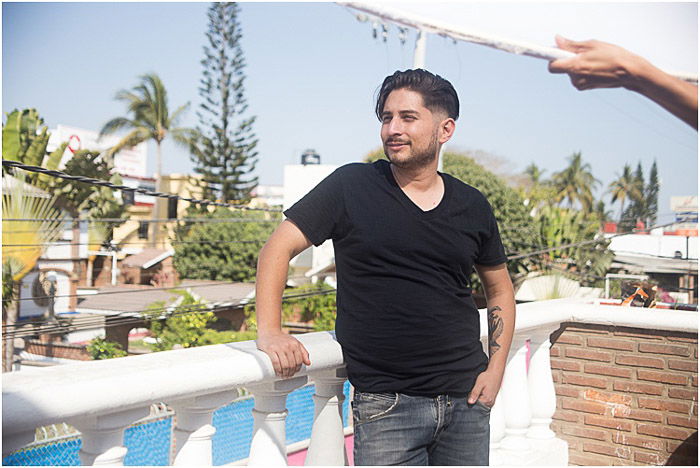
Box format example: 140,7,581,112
439,118,456,144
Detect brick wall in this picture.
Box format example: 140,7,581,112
25,339,90,361
550,322,698,466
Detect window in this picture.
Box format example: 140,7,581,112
138,221,149,239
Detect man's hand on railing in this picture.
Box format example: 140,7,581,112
256,332,312,378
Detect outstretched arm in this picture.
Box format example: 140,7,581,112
468,263,515,407
548,35,698,129
255,220,313,378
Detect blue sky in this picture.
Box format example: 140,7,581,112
3,2,697,224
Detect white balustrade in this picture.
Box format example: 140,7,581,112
92,446,127,466
305,368,349,466
527,332,557,440
171,390,239,464
3,301,697,466
248,376,308,466
70,407,149,465
173,425,216,466
499,336,532,451
488,391,506,464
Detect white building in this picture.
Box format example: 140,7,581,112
282,150,338,286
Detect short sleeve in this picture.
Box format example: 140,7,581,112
283,168,346,246
475,205,508,266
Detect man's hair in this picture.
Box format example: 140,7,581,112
375,69,459,121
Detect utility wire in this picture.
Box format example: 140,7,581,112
2,274,316,304
2,160,283,213
2,289,336,338
3,239,267,248
506,221,678,261
3,217,281,224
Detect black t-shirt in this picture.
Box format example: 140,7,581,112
284,160,507,397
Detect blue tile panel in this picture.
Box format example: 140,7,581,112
3,381,351,466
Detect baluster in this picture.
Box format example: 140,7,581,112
173,425,216,466
70,407,149,465
248,376,308,466
499,336,531,451
527,332,556,439
171,389,239,465
488,391,506,465
305,368,348,466
92,446,127,466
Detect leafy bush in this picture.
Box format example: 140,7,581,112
143,290,216,351
87,337,127,360
281,282,337,331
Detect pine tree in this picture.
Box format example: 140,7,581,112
620,162,646,231
193,2,258,203
646,160,659,226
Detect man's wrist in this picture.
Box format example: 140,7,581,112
257,327,284,338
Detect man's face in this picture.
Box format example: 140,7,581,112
380,88,447,171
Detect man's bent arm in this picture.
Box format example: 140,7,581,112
469,263,516,406
255,219,313,378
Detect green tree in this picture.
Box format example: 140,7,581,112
191,2,258,203
551,152,599,213
646,160,659,226
524,162,545,185
443,151,540,281
100,73,196,180
534,205,613,282
2,173,64,371
609,164,642,226
519,162,558,215
3,109,68,189
173,206,280,282
143,290,216,351
87,337,128,360
100,74,196,243
363,147,386,163
620,162,647,231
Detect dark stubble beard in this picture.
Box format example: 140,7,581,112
385,130,440,171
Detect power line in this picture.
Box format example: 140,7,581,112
3,239,266,248
506,221,678,261
2,289,336,338
2,274,316,304
2,160,282,213
3,217,280,224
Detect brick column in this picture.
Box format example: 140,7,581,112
550,323,698,466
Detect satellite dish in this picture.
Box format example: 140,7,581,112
31,273,51,308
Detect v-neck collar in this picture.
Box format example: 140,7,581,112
378,160,451,219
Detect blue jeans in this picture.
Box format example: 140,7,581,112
351,391,491,466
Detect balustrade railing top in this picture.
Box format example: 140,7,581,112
3,298,697,463
3,331,344,441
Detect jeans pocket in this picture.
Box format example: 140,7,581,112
352,392,400,425
474,399,492,413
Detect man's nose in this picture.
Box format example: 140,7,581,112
386,118,403,135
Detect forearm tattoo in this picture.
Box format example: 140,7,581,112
488,306,504,357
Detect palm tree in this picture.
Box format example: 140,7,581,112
525,162,545,185
609,164,642,223
100,73,197,245
100,73,196,182
551,152,599,213
2,173,64,371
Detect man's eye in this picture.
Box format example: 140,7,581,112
382,116,392,123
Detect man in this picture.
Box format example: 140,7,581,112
255,69,515,466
